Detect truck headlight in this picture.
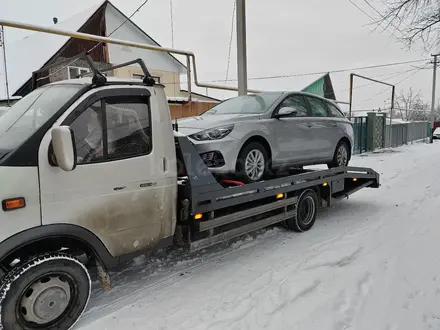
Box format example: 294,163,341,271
189,125,234,141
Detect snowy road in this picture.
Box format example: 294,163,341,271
76,141,440,330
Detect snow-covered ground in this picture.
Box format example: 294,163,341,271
76,141,440,330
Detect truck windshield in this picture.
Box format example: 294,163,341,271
0,84,82,151
202,93,282,115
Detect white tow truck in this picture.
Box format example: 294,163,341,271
0,55,380,329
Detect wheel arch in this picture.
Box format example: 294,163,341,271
238,135,273,162
0,224,118,270
338,136,352,160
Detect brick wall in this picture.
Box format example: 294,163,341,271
169,102,217,119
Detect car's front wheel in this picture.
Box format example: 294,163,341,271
236,142,269,183
328,140,350,168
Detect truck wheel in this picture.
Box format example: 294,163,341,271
236,141,269,183
0,252,91,330
328,140,350,168
285,189,318,232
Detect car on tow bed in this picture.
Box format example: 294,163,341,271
177,91,354,183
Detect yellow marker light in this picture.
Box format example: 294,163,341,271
353,178,358,182
322,182,328,187
276,193,285,200
2,197,26,212
194,213,203,220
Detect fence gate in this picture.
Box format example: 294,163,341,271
353,116,368,154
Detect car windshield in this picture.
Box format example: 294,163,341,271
202,93,282,115
0,84,82,151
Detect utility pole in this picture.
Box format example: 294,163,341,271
236,0,248,96
430,54,438,143
0,26,10,106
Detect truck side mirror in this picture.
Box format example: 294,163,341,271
51,126,77,171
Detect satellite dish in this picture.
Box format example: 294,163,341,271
53,17,58,24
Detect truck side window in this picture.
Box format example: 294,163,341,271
104,96,152,160
69,101,105,164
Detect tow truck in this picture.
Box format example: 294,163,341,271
0,54,379,329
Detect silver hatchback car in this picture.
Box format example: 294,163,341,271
177,91,354,183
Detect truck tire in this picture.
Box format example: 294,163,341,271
0,252,91,330
328,140,350,168
236,141,269,183
284,189,318,232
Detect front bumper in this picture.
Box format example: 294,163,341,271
189,136,242,174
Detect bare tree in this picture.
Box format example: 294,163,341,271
395,87,430,120
379,0,440,52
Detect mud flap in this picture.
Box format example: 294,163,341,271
96,259,111,291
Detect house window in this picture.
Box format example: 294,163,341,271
132,74,161,84
68,66,90,79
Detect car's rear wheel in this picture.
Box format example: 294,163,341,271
236,142,269,183
328,140,350,168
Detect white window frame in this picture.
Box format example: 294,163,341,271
68,66,91,79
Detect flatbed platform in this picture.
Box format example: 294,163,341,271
174,134,380,251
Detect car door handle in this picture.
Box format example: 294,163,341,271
331,123,338,127
306,123,313,128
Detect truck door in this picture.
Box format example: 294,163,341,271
38,86,176,257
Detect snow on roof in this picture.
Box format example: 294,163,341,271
2,1,105,97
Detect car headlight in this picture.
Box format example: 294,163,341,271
189,125,234,141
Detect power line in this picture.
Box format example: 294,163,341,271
170,0,175,48
348,0,426,57
357,64,428,104
205,58,429,82
225,0,236,83
39,0,151,83
340,67,420,92
89,0,151,53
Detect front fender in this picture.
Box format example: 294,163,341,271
0,224,118,269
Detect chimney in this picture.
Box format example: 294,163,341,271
53,17,58,24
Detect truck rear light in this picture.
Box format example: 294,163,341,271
2,197,26,211
194,213,203,220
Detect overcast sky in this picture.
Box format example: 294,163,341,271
0,0,435,114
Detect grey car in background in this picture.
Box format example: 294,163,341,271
177,91,354,183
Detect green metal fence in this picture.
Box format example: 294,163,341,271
352,116,368,154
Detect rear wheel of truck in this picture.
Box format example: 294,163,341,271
0,252,91,330
284,189,318,232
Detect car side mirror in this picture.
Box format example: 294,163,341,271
276,107,297,118
51,126,77,172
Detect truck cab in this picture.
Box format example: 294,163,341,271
0,74,178,267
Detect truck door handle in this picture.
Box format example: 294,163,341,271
140,182,156,188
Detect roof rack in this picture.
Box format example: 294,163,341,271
31,52,156,91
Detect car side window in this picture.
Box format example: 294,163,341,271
278,94,308,117
327,102,345,118
307,97,330,117
68,95,152,164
